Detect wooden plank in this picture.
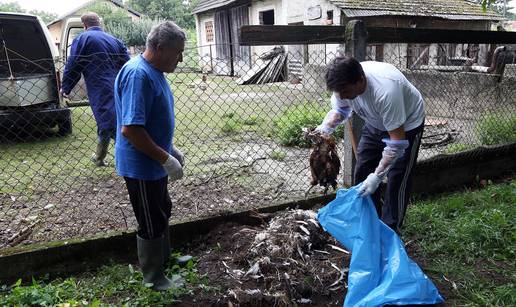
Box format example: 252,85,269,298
367,27,516,44
239,25,516,45
239,25,347,45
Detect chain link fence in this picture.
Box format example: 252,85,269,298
1,41,514,252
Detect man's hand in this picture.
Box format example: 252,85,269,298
163,154,183,181
60,88,69,98
171,146,184,167
358,173,382,197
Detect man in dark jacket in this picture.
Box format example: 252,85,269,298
61,12,130,166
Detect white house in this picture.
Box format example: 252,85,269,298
193,0,502,77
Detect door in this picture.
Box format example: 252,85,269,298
59,17,89,107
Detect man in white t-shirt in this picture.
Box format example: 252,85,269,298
316,56,425,233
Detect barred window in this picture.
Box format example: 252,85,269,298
205,21,214,43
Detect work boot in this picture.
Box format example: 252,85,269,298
91,141,109,166
137,235,174,291
163,224,171,266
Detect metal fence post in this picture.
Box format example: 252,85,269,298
342,20,367,186
210,44,214,72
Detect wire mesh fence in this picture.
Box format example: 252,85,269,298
0,42,515,251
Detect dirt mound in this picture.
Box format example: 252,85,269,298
194,209,350,306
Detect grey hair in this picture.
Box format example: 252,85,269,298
146,21,186,52
81,12,101,27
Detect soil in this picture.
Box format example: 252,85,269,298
174,209,348,307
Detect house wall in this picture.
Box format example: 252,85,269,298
249,0,283,58
196,12,217,72
48,21,63,48
46,0,140,48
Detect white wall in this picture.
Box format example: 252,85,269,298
249,0,283,57
195,12,217,72
249,0,343,64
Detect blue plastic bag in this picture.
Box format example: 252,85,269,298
317,186,444,307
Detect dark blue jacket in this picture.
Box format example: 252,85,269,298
62,27,130,131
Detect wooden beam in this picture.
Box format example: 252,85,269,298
367,27,516,44
239,25,347,45
239,25,516,45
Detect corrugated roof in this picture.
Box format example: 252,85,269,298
192,0,239,14
332,0,502,20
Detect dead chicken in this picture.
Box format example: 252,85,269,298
303,128,341,196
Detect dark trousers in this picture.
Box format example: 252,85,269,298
354,122,424,233
124,176,172,240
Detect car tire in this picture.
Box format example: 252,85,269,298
58,117,73,136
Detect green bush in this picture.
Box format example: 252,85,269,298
274,103,344,148
476,114,516,146
270,150,286,161
220,118,241,134
106,18,160,47
444,143,475,154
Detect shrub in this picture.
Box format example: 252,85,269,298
274,103,344,148
476,114,516,146
220,118,241,134
270,150,286,161
444,143,475,154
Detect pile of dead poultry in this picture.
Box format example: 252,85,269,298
219,210,349,306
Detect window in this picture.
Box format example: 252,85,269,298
205,21,214,43
259,10,274,25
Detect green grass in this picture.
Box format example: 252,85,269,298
0,181,515,305
404,180,516,306
444,143,476,154
0,253,208,306
476,114,516,146
273,103,344,148
0,107,114,195
269,150,287,161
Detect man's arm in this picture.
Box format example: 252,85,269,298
358,125,409,197
61,39,86,95
121,125,169,164
122,125,183,180
315,93,352,135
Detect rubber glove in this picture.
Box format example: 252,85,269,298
163,154,183,181
171,146,184,167
358,139,409,197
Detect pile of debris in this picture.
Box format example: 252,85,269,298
221,210,350,306
236,46,288,85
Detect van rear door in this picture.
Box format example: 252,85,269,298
59,17,89,107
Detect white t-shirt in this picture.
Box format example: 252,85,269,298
331,61,425,132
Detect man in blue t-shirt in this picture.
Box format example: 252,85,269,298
114,21,185,291
61,12,129,166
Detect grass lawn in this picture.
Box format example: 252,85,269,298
1,180,514,306
0,73,321,196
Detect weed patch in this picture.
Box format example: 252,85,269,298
404,180,515,305
476,114,516,145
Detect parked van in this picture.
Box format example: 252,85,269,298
0,12,72,136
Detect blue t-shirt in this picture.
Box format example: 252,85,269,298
114,55,175,180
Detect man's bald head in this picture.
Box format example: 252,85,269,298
81,12,101,29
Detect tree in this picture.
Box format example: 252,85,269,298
28,10,58,23
127,0,199,29
478,0,516,20
0,1,24,13
0,1,57,23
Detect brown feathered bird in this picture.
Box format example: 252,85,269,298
303,128,341,196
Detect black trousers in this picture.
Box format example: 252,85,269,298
124,176,172,240
354,122,424,233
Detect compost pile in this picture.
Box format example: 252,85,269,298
200,210,350,306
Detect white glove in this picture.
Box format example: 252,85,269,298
163,154,183,181
171,146,184,167
358,173,382,197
